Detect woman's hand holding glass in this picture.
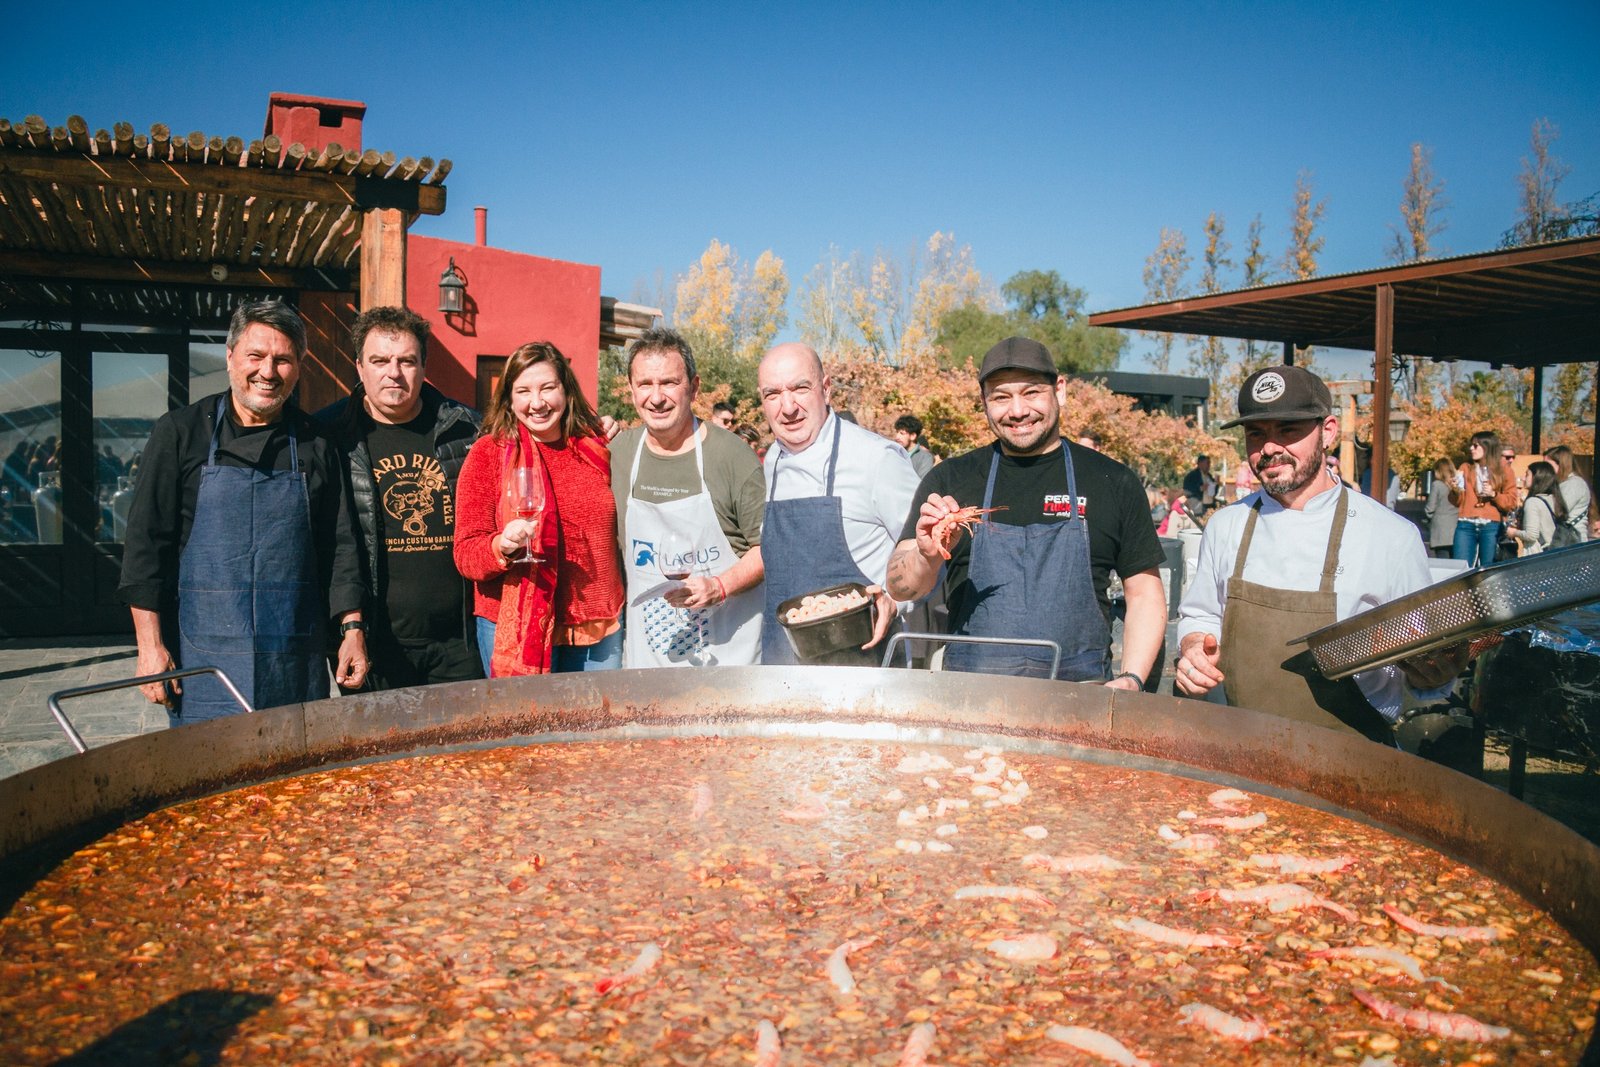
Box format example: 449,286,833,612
504,466,547,564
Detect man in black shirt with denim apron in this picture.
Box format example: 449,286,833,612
886,337,1166,686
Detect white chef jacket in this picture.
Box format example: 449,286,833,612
763,412,920,588
1177,480,1435,719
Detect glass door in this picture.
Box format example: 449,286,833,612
0,337,66,617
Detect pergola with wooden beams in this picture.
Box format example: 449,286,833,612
1089,236,1600,502
0,113,449,308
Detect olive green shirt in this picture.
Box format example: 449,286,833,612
610,423,765,556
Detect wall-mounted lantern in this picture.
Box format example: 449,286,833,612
438,258,467,314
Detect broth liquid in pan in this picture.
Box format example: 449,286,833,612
2,737,1597,1064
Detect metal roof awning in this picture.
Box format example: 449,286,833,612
1088,235,1600,503
1089,236,1600,368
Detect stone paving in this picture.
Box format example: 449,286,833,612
0,636,164,779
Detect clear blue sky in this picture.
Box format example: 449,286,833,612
6,1,1597,373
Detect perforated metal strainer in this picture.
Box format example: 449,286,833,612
1294,540,1600,680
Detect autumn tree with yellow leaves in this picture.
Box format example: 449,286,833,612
1387,144,1449,402
1140,227,1190,373
829,351,1234,489
670,238,789,403
1284,171,1327,281
1186,213,1233,387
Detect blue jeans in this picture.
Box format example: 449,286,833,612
475,615,623,676
1452,519,1500,567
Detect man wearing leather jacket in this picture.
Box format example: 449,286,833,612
317,307,483,689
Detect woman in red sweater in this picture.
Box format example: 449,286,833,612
453,342,623,675
1448,429,1519,567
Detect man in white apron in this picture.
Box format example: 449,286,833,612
610,328,765,667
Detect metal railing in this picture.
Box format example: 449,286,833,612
882,632,1063,681
46,666,252,754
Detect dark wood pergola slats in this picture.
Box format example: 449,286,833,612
0,114,449,293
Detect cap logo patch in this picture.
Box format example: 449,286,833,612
1252,372,1286,403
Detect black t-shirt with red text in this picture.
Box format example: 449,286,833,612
899,440,1165,625
366,416,463,643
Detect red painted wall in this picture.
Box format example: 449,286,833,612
406,235,602,411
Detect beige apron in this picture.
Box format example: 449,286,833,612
1219,488,1392,742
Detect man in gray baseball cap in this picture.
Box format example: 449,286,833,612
1175,365,1461,744
886,337,1167,687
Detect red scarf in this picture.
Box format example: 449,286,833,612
491,425,560,676
489,424,611,676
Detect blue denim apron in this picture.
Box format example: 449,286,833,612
761,419,898,666
943,445,1110,681
175,397,327,721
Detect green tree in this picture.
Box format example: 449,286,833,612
1548,362,1592,427
934,269,1123,374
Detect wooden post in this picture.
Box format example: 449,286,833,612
359,207,406,311
1370,284,1394,505
1531,366,1544,454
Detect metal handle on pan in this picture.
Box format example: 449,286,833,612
46,667,253,754
882,632,1063,680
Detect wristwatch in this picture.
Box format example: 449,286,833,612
1114,670,1144,688
339,619,368,636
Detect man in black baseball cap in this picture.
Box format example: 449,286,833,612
1175,364,1462,745
885,337,1167,689
1220,364,1333,429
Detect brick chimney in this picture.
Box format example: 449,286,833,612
264,92,366,154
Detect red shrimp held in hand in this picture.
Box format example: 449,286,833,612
931,505,1007,559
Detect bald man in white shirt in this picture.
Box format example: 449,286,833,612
757,343,919,665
